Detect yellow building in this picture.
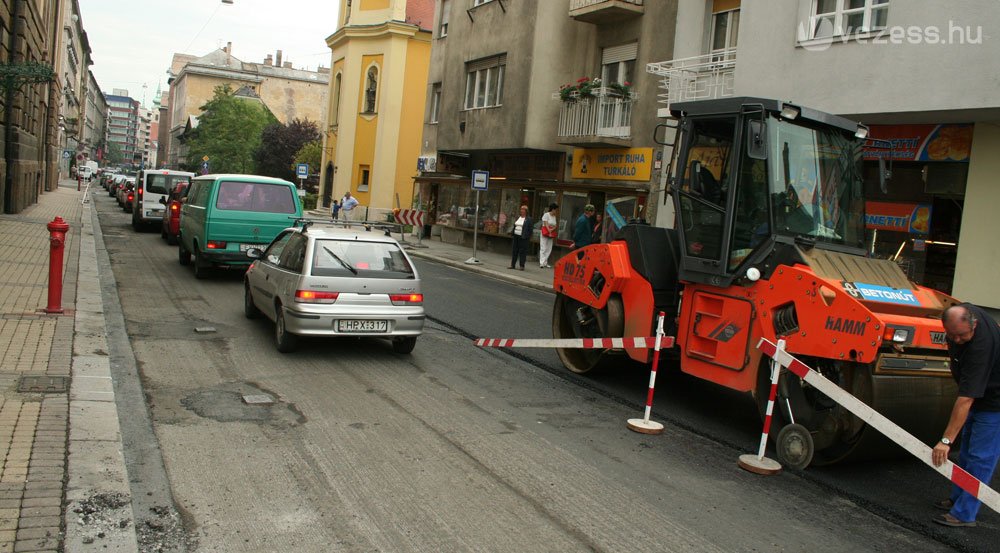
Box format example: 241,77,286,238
166,45,330,169
319,0,433,219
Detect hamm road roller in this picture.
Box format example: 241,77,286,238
552,97,958,468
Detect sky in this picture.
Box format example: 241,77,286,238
79,0,341,108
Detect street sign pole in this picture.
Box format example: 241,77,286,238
465,171,489,265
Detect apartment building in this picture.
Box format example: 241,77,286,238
82,70,107,164
651,0,1000,307
416,0,675,254
106,91,139,167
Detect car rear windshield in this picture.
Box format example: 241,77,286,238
146,174,190,195
215,181,296,213
311,239,415,279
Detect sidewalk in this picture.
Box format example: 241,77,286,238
305,209,557,294
0,180,135,552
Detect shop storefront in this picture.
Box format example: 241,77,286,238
864,124,974,295
415,150,652,255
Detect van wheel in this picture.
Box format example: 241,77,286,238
193,247,209,279
274,305,297,353
178,242,191,266
392,337,417,354
244,283,260,319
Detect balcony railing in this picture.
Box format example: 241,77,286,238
646,48,737,108
555,87,635,141
569,0,643,23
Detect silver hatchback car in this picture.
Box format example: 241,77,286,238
244,222,425,353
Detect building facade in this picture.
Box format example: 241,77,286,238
165,45,329,169
82,69,106,164
56,0,92,179
653,0,1000,307
318,0,433,217
415,0,675,255
105,91,139,168
1,0,66,213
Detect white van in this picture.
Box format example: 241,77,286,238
132,169,195,231
78,161,98,180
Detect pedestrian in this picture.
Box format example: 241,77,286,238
931,303,1000,527
591,212,604,244
508,205,533,271
331,199,341,220
572,204,596,248
539,203,559,268
341,191,360,221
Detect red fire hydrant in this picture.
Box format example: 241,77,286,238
44,217,69,314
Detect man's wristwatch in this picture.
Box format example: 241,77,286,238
941,437,953,446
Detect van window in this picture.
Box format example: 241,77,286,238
146,174,190,195
187,183,204,207
312,239,414,279
215,181,296,213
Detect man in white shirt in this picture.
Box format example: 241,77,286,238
341,191,360,221
540,203,559,268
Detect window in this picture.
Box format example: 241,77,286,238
439,0,450,37
264,232,293,265
601,43,637,88
358,166,370,192
811,0,888,39
332,73,342,127
312,239,415,278
710,9,740,60
215,181,296,213
429,84,441,123
363,66,378,114
464,55,505,110
278,234,307,273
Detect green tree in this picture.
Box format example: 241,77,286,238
104,142,124,165
293,140,322,172
254,119,321,181
184,85,277,174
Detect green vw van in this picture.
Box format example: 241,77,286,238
179,174,303,278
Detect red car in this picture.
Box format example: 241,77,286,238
159,181,189,245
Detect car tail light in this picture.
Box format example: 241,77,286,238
389,293,423,306
138,187,143,197
295,290,339,304
170,203,179,212
206,241,227,249
127,193,134,202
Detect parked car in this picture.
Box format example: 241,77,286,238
108,174,125,197
117,178,135,210
160,181,189,245
244,223,424,353
178,174,303,279
133,169,194,231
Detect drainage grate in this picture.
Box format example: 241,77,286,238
18,375,70,393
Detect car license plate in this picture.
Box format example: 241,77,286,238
240,243,265,252
338,320,388,333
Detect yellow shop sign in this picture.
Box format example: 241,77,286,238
571,148,653,181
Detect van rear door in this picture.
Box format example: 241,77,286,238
208,180,302,251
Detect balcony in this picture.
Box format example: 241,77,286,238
569,0,643,23
647,48,736,109
555,87,635,148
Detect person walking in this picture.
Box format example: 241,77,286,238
572,204,596,248
931,303,1000,527
341,191,360,221
539,203,559,268
508,205,533,271
591,212,604,244
331,199,341,220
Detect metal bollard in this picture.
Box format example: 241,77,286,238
44,217,69,314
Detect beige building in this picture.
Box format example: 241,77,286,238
165,45,329,169
319,0,433,218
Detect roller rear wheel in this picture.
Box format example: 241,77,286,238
552,293,624,375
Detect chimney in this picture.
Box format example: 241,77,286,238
226,42,232,65
317,66,330,74
275,50,283,67
283,61,292,69
264,54,273,66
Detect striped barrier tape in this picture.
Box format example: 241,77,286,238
758,337,1000,515
474,336,676,349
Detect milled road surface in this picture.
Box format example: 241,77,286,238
92,191,983,552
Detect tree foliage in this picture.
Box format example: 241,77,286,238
254,118,321,181
183,85,277,174
104,142,124,165
293,140,323,172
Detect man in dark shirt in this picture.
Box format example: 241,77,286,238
931,303,1000,527
572,205,596,248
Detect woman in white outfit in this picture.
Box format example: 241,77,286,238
539,203,559,268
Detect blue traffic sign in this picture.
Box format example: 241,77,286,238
296,163,309,179
471,170,489,191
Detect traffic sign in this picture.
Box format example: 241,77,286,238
471,170,489,191
202,155,210,162
396,209,424,227
296,163,309,179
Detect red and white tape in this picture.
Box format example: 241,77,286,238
758,338,1000,515
474,336,675,349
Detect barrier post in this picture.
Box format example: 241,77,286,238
627,312,667,435
44,217,69,314
738,338,784,475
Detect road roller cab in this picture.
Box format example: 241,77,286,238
551,97,958,467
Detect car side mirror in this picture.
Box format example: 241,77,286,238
158,197,166,205
246,248,263,259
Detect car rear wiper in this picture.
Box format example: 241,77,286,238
323,246,358,275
